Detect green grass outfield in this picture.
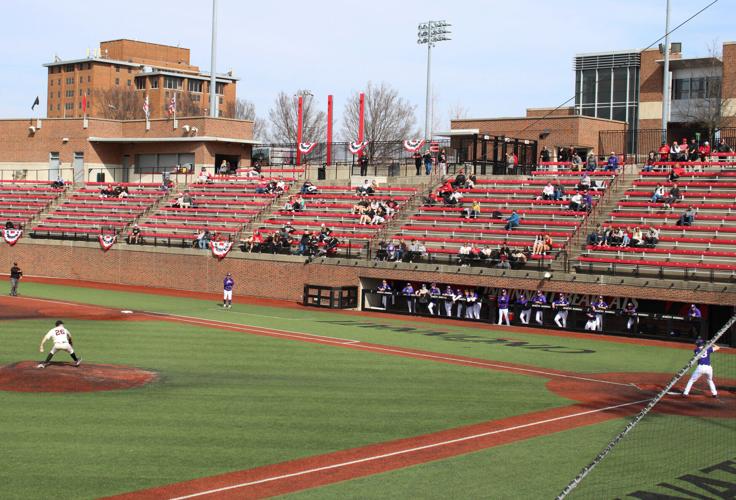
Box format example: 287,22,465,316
0,282,733,499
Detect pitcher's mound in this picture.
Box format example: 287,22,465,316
0,361,157,393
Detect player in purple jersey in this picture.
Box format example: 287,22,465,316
682,338,721,398
223,273,235,308
552,293,570,328
497,289,511,326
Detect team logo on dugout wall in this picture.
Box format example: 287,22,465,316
2,228,22,245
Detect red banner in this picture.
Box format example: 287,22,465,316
2,228,22,245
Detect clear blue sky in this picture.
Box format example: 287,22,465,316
1,0,732,129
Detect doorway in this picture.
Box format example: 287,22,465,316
214,154,240,175
48,152,60,181
73,152,84,184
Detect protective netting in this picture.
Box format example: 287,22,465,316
558,314,736,499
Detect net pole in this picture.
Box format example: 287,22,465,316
556,313,736,500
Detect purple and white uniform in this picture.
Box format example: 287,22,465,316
497,293,510,326
223,276,235,301
683,344,718,397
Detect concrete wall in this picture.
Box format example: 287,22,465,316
1,240,734,307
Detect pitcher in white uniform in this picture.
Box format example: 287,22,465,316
38,320,81,368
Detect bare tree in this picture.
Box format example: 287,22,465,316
93,88,144,120
340,81,419,161
225,98,268,141
448,102,470,121
676,41,736,140
175,91,203,117
267,91,326,144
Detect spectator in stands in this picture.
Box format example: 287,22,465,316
180,191,194,209
570,151,582,172
568,192,583,212
385,240,397,261
300,180,318,194
716,138,733,161
423,151,433,175
643,151,657,172
370,208,386,225
282,197,294,212
458,242,472,265
275,177,286,194
541,182,555,200
452,170,466,189
558,147,569,163
668,163,683,182
51,175,65,189
605,152,619,171
630,227,644,247
676,206,696,226
100,184,114,198
650,183,666,203
413,150,422,175
506,153,515,171
578,173,591,191
356,179,373,196
126,224,143,245
658,142,670,161
688,139,700,162
317,235,340,257
644,227,660,247
553,180,565,201
246,167,260,178
293,195,306,212
461,199,481,219
663,182,682,207
397,239,408,261
438,149,448,176
621,227,631,247
510,248,529,267
197,168,213,184
446,189,463,206
504,210,520,231
669,141,682,162
609,227,625,247
540,147,551,163
582,191,593,212
585,153,597,172
587,225,604,246
194,228,211,250
240,231,261,252
317,224,332,242
404,239,422,263
698,141,711,161
532,234,545,255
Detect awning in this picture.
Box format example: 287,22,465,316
434,129,480,136
88,136,259,145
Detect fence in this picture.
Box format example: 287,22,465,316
599,127,736,163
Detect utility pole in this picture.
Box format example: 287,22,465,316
661,0,671,143
209,0,218,118
417,20,451,141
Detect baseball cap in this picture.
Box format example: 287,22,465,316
55,320,64,326
695,338,705,346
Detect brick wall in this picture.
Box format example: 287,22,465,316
1,241,734,306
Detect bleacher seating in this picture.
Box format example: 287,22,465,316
393,174,612,266
31,183,164,240
0,180,67,228
136,177,279,246
255,184,417,257
578,163,736,281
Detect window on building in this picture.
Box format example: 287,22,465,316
57,91,60,98
115,78,119,85
87,88,90,95
612,68,628,104
87,75,91,82
215,82,224,95
219,96,223,104
164,76,182,89
66,77,74,85
673,78,690,100
66,90,74,98
127,67,131,73
57,78,61,85
78,102,82,109
77,63,82,71
79,76,83,83
50,79,53,86
192,94,201,102
79,89,82,96
65,102,74,111
127,79,131,86
188,80,202,93
150,77,159,89
87,63,91,70
706,77,721,99
115,65,120,72
134,153,195,173
690,78,706,99
135,77,146,90
57,104,60,111
581,70,596,105
65,64,74,72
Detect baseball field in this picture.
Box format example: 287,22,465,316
0,280,733,499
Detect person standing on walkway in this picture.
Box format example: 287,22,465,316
9,262,22,296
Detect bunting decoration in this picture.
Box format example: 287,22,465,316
348,141,369,155
98,234,116,251
402,139,426,153
2,228,22,245
210,240,234,259
298,142,317,155
142,95,150,118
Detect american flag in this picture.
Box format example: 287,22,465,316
168,94,177,116
142,95,150,118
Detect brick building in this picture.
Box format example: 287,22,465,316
0,116,256,182
44,39,238,119
450,41,736,160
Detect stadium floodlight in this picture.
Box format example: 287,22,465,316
417,20,452,140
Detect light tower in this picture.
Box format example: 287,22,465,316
417,20,451,140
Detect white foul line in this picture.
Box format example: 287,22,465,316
168,398,651,500
150,312,636,388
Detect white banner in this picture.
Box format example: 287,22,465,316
2,228,22,246
210,240,234,259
